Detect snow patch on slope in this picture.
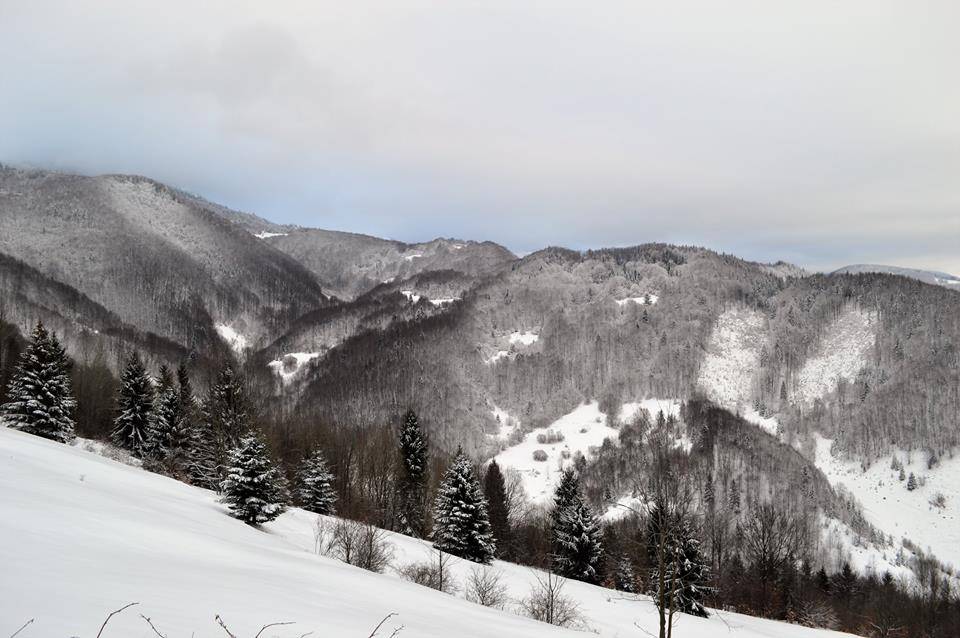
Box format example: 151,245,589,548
215,323,248,354
615,294,659,306
508,331,539,346
268,352,322,385
813,433,960,573
254,231,288,239
793,307,875,407
698,307,765,413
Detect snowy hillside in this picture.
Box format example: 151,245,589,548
793,307,875,407
814,434,960,573
492,400,680,504
0,427,858,638
697,307,765,414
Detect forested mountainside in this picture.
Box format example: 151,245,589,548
253,227,516,300
834,264,960,289
0,167,327,363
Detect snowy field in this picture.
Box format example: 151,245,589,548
483,330,540,364
0,427,857,638
492,400,681,505
814,434,960,574
793,307,875,407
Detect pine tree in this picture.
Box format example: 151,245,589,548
615,554,637,593
221,431,288,525
553,493,604,583
144,383,179,465
646,504,710,618
483,459,510,556
111,352,154,456
1,321,76,442
204,364,250,479
298,450,337,515
551,468,580,531
432,447,496,563
397,409,429,536
906,472,917,491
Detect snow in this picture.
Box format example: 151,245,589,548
793,307,874,407
254,231,288,239
400,290,459,306
619,398,681,424
214,323,248,354
698,307,765,413
490,405,520,441
740,407,780,436
614,294,659,306
818,516,913,583
813,433,960,573
268,352,322,384
486,350,511,364
404,253,423,261
492,402,617,504
508,331,539,346
400,290,422,303
0,426,856,638
428,297,460,306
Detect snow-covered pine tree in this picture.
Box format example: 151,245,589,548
906,472,918,491
553,493,604,583
111,352,155,457
615,554,637,593
297,450,337,515
204,364,250,477
1,321,76,442
646,504,710,618
397,409,429,536
432,447,496,564
483,458,510,556
220,431,288,525
142,365,176,464
550,467,580,555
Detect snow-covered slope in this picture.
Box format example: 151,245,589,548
492,400,681,504
0,427,857,638
698,307,765,413
793,307,875,407
813,434,960,573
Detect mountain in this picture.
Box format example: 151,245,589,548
833,264,960,289
215,210,516,301
0,167,328,365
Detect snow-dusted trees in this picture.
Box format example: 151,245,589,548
203,364,250,482
397,409,429,536
298,450,337,515
483,459,510,557
906,472,918,491
615,555,637,593
111,352,154,456
553,493,604,584
549,469,603,583
1,321,76,442
221,431,288,525
432,447,495,563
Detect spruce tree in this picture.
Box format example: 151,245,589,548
221,431,288,525
1,321,76,442
397,409,429,536
204,364,250,479
298,450,337,515
483,459,510,556
646,503,710,618
551,468,580,530
432,447,496,563
615,554,637,593
906,472,917,491
111,352,154,456
553,493,604,583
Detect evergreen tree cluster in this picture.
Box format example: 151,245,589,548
1,321,76,442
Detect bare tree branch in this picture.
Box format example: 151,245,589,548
96,602,139,638
254,621,295,638
139,614,167,638
215,615,238,638
366,613,398,638
9,618,34,638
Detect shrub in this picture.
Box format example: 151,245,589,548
316,518,394,573
532,449,548,462
465,567,509,608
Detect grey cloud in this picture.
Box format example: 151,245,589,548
1,1,958,274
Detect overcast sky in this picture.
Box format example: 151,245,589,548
2,1,958,273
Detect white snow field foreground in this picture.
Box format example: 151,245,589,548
0,427,856,638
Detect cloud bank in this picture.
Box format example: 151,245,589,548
2,1,958,273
